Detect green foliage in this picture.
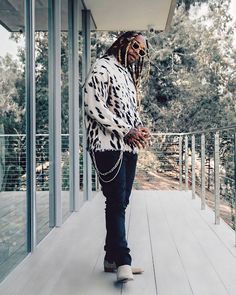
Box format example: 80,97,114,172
1,0,235,135
141,0,236,132
1,0,236,194
0,54,24,132
177,0,208,9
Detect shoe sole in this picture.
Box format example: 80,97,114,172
104,267,144,274
117,277,134,283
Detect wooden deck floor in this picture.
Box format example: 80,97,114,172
0,190,236,295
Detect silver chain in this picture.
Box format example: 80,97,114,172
91,150,124,183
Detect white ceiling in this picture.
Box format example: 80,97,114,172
83,0,176,31
0,0,78,32
0,0,176,32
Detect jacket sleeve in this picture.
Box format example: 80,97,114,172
84,61,132,137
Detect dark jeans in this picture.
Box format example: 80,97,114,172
92,150,138,267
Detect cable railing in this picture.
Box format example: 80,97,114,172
0,134,72,192
134,126,236,239
181,126,236,233
134,133,180,190
0,126,236,235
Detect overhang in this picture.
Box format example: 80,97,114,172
83,0,176,31
0,0,87,32
0,0,176,32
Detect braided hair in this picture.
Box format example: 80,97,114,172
104,31,150,107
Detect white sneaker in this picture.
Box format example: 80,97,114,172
117,265,134,283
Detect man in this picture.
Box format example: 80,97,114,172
84,31,150,283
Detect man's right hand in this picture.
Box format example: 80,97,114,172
124,128,150,149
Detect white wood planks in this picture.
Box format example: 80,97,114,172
147,191,193,295
0,190,236,295
122,191,156,295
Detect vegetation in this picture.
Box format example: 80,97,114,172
1,0,235,134
143,0,236,132
0,0,235,199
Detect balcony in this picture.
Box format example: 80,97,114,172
0,127,236,294
1,1,236,292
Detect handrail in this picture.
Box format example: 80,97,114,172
151,125,236,136
0,134,83,138
174,124,236,136
1,124,236,137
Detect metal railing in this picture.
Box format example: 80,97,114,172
133,127,236,246
135,127,235,240
0,127,236,239
134,133,180,190
180,126,236,234
0,134,71,192
0,133,98,193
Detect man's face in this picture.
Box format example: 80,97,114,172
127,35,147,65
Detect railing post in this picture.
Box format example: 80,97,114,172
96,173,100,191
234,131,236,246
214,131,220,224
192,134,195,199
179,135,183,190
185,135,188,191
201,133,206,210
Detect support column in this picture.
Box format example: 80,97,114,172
48,0,62,226
82,10,92,201
25,0,36,251
68,0,80,211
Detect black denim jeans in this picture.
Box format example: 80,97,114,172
92,150,138,267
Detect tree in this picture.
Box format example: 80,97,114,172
0,54,23,132
177,0,208,11
142,0,236,132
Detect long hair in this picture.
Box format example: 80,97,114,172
104,31,150,106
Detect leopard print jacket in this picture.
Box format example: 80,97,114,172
84,55,142,153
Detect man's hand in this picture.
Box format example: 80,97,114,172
124,127,151,149
138,126,152,147
138,127,151,139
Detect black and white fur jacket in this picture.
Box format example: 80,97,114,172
84,55,143,153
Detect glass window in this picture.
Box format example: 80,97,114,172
61,0,70,221
0,1,27,282
35,0,52,243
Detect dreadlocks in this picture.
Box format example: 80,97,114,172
104,31,150,107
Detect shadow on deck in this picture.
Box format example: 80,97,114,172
0,190,236,295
